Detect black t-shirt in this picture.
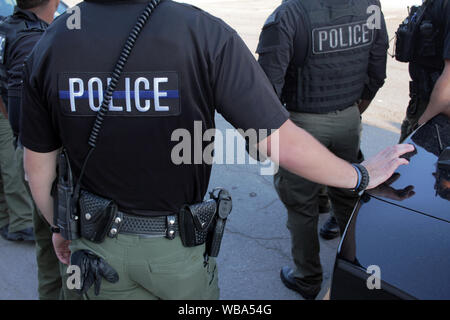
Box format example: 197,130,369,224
7,30,43,135
7,30,43,96
431,0,450,60
20,0,289,215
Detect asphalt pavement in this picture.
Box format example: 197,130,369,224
0,0,413,300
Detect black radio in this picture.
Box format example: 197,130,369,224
55,150,80,240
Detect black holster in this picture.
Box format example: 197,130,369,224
78,190,121,243
207,189,232,258
55,151,121,243
179,188,232,258
55,151,80,241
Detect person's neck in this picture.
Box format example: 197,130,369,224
28,5,53,24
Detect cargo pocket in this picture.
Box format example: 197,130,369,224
274,170,299,209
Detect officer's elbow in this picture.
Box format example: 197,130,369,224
23,148,58,190
258,120,303,169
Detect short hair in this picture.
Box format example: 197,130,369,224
16,0,50,10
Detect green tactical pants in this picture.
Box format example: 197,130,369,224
69,234,220,300
15,147,81,300
274,105,361,290
0,113,33,233
399,97,429,143
318,186,330,211
31,197,82,300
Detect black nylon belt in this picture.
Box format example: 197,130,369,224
118,212,179,238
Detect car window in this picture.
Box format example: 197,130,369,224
56,2,68,17
0,0,15,18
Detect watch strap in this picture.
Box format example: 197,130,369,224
352,164,370,194
50,226,61,234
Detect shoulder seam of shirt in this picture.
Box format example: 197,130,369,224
173,2,239,64
8,31,43,55
174,2,235,34
212,30,239,65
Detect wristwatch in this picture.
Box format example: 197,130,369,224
50,226,61,234
351,163,370,195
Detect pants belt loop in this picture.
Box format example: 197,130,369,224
108,212,124,239
166,215,177,240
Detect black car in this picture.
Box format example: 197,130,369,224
0,0,68,18
331,115,450,300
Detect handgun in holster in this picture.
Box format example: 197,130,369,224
179,188,232,258
207,188,232,258
55,150,80,240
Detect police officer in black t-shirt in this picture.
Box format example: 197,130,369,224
0,4,46,243
257,0,389,299
21,0,413,300
397,0,450,142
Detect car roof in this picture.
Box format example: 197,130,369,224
368,114,450,222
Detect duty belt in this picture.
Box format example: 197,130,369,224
116,212,179,239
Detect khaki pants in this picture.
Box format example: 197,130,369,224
0,113,33,233
274,105,362,291
69,234,220,300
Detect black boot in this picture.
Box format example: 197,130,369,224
319,216,339,240
0,224,9,240
6,227,35,242
280,267,321,300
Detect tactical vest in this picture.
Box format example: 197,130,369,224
287,0,375,114
395,0,447,98
0,8,46,104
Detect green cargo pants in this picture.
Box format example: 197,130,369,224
399,97,429,143
274,105,361,290
15,147,81,300
31,196,82,300
0,113,33,233
69,234,220,300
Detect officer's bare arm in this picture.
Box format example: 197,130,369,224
22,120,414,224
419,59,450,125
24,148,58,226
259,119,414,190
